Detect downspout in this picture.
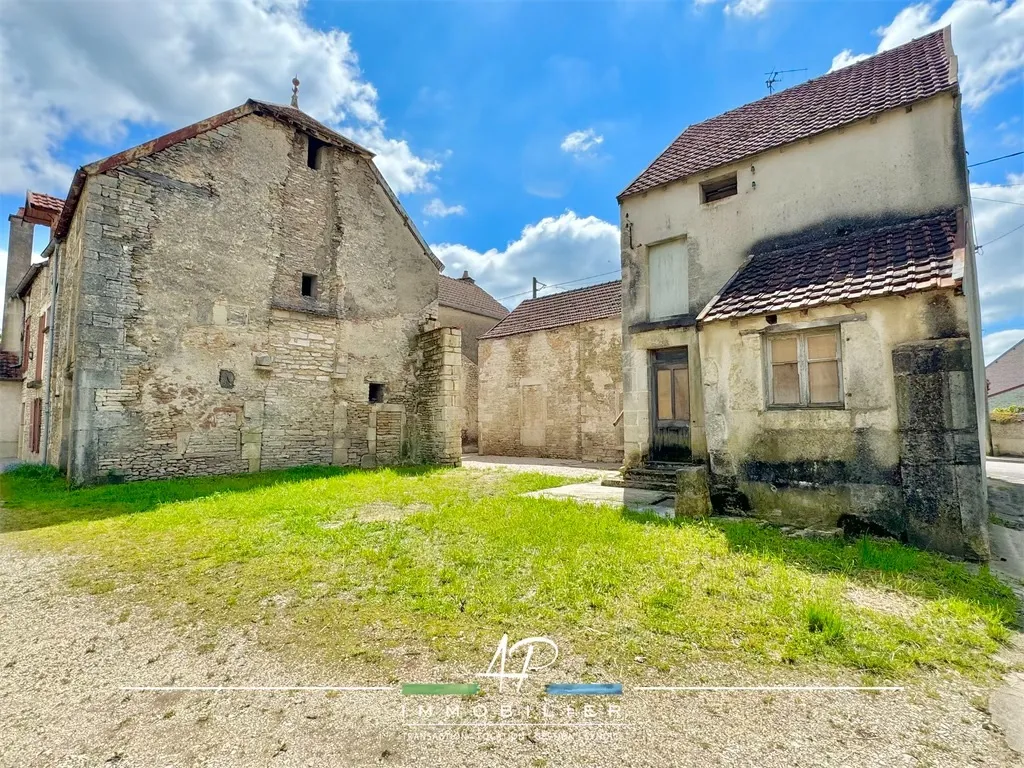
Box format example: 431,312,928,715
40,241,59,465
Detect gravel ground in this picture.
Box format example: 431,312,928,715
1,543,1019,768
460,455,621,479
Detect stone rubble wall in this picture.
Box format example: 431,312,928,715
55,113,450,484
413,327,462,466
478,316,623,463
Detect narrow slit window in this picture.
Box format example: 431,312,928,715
700,173,738,204
306,135,327,170
368,383,385,404
301,273,317,298
766,328,843,408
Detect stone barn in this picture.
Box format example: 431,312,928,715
478,281,623,463
437,271,508,450
1,97,461,483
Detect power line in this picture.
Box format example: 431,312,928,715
968,151,1023,168
972,196,1024,206
978,222,1024,249
497,270,620,302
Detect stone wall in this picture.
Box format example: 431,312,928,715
17,261,52,462
55,113,449,483
478,317,622,462
893,337,987,558
414,327,462,465
460,353,479,446
991,419,1024,458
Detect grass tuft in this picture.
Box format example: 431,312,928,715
804,601,845,644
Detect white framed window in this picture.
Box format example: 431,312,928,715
765,328,843,408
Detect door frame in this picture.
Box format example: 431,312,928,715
649,346,691,461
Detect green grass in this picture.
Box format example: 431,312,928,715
0,464,1017,680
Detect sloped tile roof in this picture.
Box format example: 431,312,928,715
700,209,963,323
27,192,64,216
986,337,1024,397
0,351,22,381
481,280,621,339
620,29,955,199
438,274,509,320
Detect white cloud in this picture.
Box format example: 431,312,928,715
431,211,620,305
828,0,1024,108
695,0,773,18
423,198,466,218
560,129,604,156
972,172,1024,326
830,50,871,71
983,328,1024,363
0,0,439,196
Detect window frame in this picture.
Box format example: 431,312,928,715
301,273,318,298
763,327,845,410
700,173,738,204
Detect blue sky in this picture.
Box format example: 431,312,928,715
1,0,1021,360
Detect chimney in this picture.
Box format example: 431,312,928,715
1,211,34,354
458,270,475,284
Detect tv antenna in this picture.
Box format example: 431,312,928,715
765,68,807,94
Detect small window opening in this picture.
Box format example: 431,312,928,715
306,135,327,170
219,369,235,389
700,173,738,204
301,273,317,298
368,383,385,404
765,314,778,325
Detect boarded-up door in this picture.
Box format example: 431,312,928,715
520,383,546,448
651,347,691,462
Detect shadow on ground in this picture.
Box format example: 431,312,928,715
0,464,444,533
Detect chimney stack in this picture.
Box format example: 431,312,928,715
1,211,34,354
458,270,475,284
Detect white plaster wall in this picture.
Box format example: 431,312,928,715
619,93,969,459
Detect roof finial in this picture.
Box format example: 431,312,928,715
290,76,300,108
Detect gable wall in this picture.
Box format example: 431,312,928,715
59,113,446,483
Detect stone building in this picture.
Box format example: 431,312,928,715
0,192,64,461
986,338,1024,457
437,271,508,448
1,97,461,483
617,29,989,558
478,281,623,462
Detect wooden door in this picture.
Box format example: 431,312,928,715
650,347,691,462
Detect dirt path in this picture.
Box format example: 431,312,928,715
0,543,1019,768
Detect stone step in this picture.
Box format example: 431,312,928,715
602,477,678,493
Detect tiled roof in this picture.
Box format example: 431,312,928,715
481,280,621,340
620,29,955,199
700,209,963,323
27,192,64,216
0,351,22,381
438,274,509,320
986,338,1024,397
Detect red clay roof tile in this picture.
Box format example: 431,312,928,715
701,209,962,323
620,29,955,199
438,274,509,320
481,280,621,340
986,338,1024,397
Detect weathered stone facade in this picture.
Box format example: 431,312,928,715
23,104,460,483
478,316,623,462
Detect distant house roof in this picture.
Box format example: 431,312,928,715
700,209,964,323
51,99,441,269
481,280,621,340
987,338,1024,398
438,273,509,320
620,29,956,199
0,351,21,381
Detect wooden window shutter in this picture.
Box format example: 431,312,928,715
21,317,31,375
30,398,42,453
36,313,45,380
